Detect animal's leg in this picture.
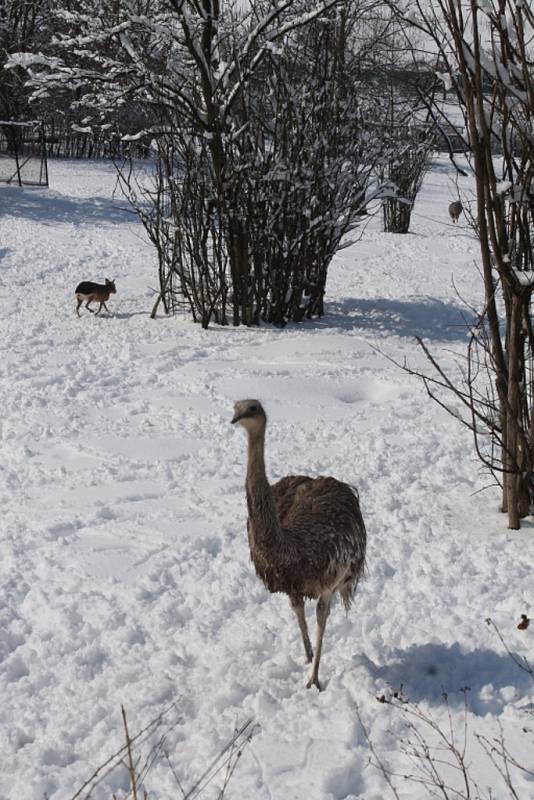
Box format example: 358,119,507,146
306,591,332,691
76,298,83,316
85,301,95,313
95,303,103,315
290,596,313,663
101,301,109,313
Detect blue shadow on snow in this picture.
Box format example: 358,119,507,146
359,642,532,714
0,185,132,226
312,297,475,342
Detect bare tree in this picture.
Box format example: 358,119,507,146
385,0,534,528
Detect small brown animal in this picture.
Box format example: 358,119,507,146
75,278,116,316
448,201,463,223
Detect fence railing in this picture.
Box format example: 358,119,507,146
42,121,149,160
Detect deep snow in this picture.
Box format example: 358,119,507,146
1,157,533,799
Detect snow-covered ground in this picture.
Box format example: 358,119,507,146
1,158,533,800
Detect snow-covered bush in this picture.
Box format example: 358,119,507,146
357,14,438,234
380,122,436,234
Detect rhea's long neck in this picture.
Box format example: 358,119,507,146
245,428,282,549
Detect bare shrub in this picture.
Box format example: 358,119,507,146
385,0,534,527
381,124,437,234
358,618,534,799
69,703,254,800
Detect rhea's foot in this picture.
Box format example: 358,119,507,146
306,674,322,691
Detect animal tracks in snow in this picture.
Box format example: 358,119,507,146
2,158,534,800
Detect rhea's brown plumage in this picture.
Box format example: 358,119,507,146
232,398,366,690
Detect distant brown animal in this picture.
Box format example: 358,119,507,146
232,399,366,690
75,279,116,316
448,201,463,223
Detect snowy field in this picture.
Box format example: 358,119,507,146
1,157,533,799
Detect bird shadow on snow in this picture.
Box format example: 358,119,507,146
313,297,476,342
0,185,132,226
358,642,532,715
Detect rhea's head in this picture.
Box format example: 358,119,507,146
231,399,267,434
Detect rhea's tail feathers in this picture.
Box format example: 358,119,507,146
339,553,367,612
339,575,359,612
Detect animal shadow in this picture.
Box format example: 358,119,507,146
358,642,532,715
99,310,148,320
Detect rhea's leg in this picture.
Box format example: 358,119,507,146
290,595,313,663
306,591,332,690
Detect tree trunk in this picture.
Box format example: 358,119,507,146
505,293,522,528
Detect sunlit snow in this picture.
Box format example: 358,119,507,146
1,156,533,799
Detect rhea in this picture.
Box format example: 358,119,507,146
232,399,366,690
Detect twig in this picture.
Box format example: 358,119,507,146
355,703,401,799
70,700,182,800
485,618,534,680
122,705,139,800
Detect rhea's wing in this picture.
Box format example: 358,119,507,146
271,475,366,560
271,475,314,527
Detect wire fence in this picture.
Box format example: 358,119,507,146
0,120,48,186
0,118,150,187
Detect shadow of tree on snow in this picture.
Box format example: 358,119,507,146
313,296,476,342
0,185,132,227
